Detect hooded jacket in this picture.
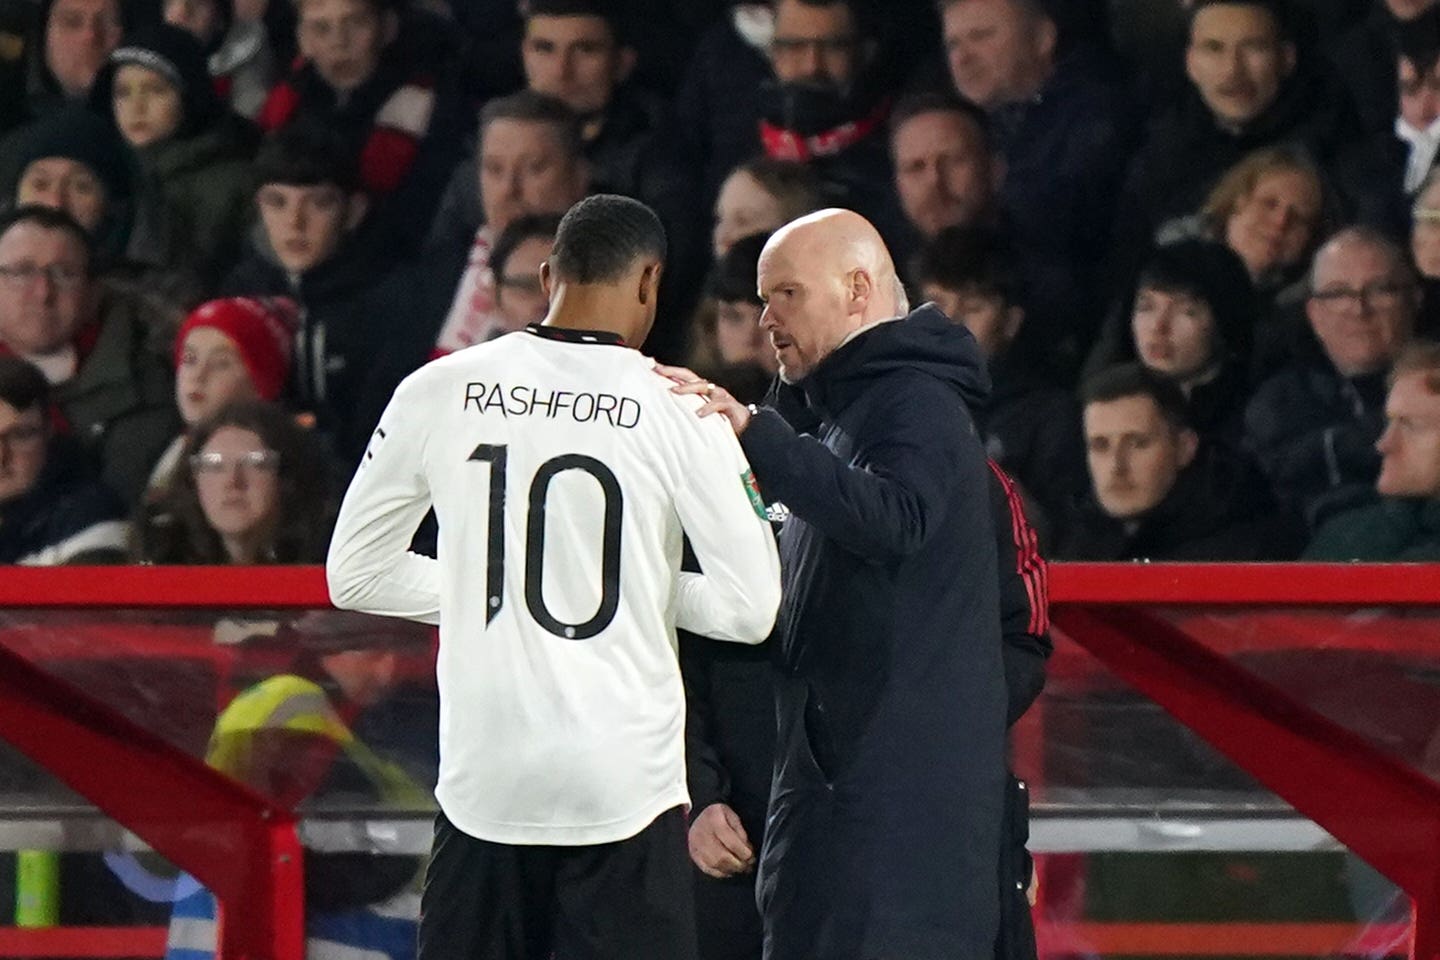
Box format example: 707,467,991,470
0,104,137,263
90,24,259,286
737,305,1006,960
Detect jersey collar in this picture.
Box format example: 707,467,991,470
525,324,626,347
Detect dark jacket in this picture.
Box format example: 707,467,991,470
1304,496,1440,561
980,348,1088,537
0,441,126,565
50,292,180,505
990,51,1140,371
738,306,1006,960
1056,443,1302,561
1244,353,1387,526
125,114,259,289
220,233,394,460
1326,4,1405,139
1112,68,1360,282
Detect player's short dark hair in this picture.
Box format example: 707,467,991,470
253,124,361,193
889,89,993,152
0,205,93,268
550,194,666,284
1080,363,1192,432
910,225,1020,305
524,0,630,45
479,90,584,160
0,356,50,414
1188,0,1293,42
491,212,563,279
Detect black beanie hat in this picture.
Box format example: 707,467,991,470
3,104,135,204
90,23,222,140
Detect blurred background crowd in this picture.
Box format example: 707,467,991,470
2,0,1440,569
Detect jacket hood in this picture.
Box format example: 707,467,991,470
801,303,991,420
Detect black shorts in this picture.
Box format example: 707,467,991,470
418,807,698,960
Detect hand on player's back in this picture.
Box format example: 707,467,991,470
656,364,753,435
688,802,756,878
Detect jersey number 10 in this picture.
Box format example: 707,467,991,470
469,444,622,640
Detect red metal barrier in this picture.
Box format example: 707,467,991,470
0,640,304,960
0,563,1437,960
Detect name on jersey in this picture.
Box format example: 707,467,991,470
463,382,642,428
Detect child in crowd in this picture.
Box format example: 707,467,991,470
91,23,258,286
146,295,298,497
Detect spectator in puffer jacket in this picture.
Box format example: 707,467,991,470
90,23,259,288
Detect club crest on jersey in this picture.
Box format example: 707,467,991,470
741,469,767,520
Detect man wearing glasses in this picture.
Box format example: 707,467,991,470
1245,226,1421,525
753,0,907,248
0,205,176,503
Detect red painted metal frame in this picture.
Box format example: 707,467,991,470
1,563,1438,960
0,640,305,960
1050,602,1440,960
0,562,1435,607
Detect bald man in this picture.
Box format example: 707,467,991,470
662,209,1007,959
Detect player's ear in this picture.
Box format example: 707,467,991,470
638,261,662,304
540,260,554,298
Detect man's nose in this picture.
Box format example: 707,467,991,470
1376,422,1398,454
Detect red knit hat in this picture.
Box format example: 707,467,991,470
174,297,299,401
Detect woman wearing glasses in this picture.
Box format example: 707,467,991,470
134,398,334,563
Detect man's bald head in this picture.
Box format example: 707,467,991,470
757,208,905,382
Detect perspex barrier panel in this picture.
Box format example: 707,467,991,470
1027,613,1422,959
0,600,1429,958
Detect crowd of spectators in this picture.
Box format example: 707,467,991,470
3,0,1440,567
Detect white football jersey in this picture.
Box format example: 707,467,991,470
327,326,781,845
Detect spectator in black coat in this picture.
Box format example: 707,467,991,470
220,124,386,459
662,2,774,203
751,0,905,245
1085,239,1260,449
1060,363,1300,560
1,104,136,267
938,0,1139,360
912,223,1087,539
1328,0,1437,137
666,210,1007,959
1113,0,1360,281
1245,226,1420,525
520,0,660,199
0,0,125,137
1334,5,1440,235
887,91,1080,378
0,355,126,565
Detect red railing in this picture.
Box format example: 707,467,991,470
0,564,1436,959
